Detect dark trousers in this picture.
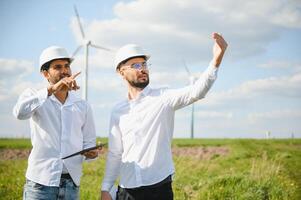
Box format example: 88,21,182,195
116,176,173,200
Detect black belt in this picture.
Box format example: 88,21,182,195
61,173,72,179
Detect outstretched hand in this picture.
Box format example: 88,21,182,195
48,72,81,95
212,32,228,67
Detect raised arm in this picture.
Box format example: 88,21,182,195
163,33,227,110
13,88,49,120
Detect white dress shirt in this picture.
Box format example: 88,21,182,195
13,88,96,186
102,63,218,191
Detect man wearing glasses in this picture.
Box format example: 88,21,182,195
101,33,228,200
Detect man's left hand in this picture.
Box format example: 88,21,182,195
82,146,102,159
212,32,228,67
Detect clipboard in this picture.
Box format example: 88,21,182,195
62,143,106,159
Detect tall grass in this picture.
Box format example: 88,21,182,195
171,139,300,200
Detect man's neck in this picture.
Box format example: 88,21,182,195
127,86,143,100
54,90,68,104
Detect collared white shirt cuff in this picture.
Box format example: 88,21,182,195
206,61,219,78
101,183,113,192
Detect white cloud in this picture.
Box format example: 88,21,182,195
11,81,45,96
0,58,44,103
70,17,87,45
89,76,124,92
71,50,115,70
237,73,301,97
151,70,188,87
68,0,301,68
0,79,45,104
204,72,301,106
269,0,301,28
248,109,301,122
258,60,301,70
0,58,34,78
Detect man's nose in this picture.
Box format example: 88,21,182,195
62,66,69,74
140,68,148,74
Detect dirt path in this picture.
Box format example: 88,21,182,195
0,146,229,160
0,149,31,160
172,146,229,159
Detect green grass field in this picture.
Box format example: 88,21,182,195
0,138,300,200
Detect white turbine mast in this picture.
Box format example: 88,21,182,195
183,59,198,139
72,5,112,101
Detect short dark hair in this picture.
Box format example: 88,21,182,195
40,58,71,72
116,56,146,71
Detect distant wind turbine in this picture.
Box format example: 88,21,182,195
265,131,271,139
72,5,112,100
183,60,198,139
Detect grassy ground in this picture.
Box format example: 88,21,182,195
0,138,300,199
0,138,32,149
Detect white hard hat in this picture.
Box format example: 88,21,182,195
39,46,73,69
114,44,150,69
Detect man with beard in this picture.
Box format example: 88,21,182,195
13,46,99,199
101,33,228,200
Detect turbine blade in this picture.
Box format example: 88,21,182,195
73,5,86,39
182,59,191,76
72,45,83,57
90,43,112,51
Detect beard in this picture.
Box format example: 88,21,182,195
127,74,150,89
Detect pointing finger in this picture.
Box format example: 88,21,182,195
72,80,80,90
71,72,81,79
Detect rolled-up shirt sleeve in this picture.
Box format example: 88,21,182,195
101,111,123,192
13,88,48,120
163,62,218,110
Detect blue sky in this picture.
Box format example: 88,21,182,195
1,0,301,138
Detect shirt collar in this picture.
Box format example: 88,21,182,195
127,85,152,101
50,91,81,106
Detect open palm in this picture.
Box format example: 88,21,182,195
212,33,228,67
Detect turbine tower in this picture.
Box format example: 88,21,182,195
72,5,112,100
183,60,197,139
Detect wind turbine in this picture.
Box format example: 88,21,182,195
72,5,112,100
265,131,271,139
183,60,198,139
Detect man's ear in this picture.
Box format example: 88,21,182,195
117,68,124,77
41,70,49,80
